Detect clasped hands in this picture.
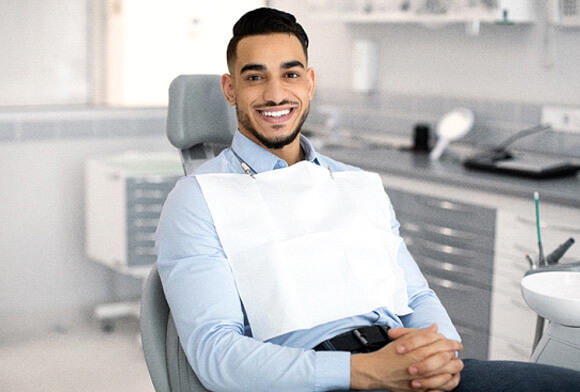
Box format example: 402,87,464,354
350,323,463,392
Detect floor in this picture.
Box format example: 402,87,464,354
0,317,155,392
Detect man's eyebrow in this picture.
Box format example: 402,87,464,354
240,61,305,74
240,63,266,74
281,60,305,70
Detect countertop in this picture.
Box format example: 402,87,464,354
316,137,580,207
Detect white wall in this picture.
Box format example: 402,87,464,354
0,115,172,341
2,1,577,107
274,1,580,105
0,1,91,106
105,0,263,106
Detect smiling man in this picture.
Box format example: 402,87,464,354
156,7,580,392
221,29,315,164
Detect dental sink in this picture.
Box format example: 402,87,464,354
521,271,580,327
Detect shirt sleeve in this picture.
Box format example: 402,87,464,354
155,175,351,392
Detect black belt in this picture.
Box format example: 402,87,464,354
313,325,392,353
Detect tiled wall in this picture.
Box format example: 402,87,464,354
309,89,580,159
0,107,167,142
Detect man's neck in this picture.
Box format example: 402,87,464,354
241,129,305,166
272,141,305,166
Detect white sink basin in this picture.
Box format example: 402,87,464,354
521,271,580,327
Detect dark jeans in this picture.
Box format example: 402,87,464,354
348,359,580,391
453,359,580,392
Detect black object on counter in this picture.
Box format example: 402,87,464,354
413,123,431,152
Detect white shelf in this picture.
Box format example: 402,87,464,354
316,10,533,25
313,0,538,26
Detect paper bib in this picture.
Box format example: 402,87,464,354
197,161,411,341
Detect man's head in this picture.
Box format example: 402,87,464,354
226,8,309,74
221,8,316,160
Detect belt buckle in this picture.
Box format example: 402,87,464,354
353,329,370,347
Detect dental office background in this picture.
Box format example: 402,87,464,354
1,0,579,356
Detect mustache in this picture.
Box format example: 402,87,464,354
253,100,298,110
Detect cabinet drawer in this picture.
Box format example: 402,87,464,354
125,175,179,267
423,271,491,333
416,253,493,291
407,237,494,277
387,188,495,236
455,324,489,360
127,177,177,202
400,219,494,254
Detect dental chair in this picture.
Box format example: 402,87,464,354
140,74,236,392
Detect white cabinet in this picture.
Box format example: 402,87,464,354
492,199,580,360
378,172,580,360
85,152,183,275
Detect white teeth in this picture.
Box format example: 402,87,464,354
261,109,291,118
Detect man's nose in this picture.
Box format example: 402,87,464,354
262,78,287,104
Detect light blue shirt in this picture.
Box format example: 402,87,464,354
156,130,460,392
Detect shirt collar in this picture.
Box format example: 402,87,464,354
229,130,322,174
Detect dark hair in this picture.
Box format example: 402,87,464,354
226,7,309,71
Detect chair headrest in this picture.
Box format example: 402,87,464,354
166,74,236,150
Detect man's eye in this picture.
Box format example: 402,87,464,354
247,75,263,81
285,72,299,78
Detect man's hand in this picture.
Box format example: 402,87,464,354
389,324,463,391
350,324,463,392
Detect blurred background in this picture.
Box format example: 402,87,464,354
1,0,579,390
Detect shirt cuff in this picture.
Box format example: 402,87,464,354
314,350,351,391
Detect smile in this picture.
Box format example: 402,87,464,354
259,108,292,118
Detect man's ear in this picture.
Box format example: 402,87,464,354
221,74,236,106
306,68,316,100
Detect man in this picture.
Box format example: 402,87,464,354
156,7,580,392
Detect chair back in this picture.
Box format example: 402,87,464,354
141,74,234,391
166,74,236,174
140,267,171,391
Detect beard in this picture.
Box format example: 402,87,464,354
236,104,309,150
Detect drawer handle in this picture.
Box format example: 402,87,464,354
132,189,167,199
133,176,177,184
134,247,157,256
421,199,474,213
406,237,477,257
423,257,481,277
133,232,156,241
133,218,159,228
133,204,163,213
424,274,471,293
402,221,480,241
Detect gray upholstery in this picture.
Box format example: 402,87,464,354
166,74,236,175
141,267,210,392
141,74,235,391
166,315,209,390
140,266,171,392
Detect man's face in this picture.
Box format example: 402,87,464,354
221,33,315,151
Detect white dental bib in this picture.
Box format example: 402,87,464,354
196,161,411,341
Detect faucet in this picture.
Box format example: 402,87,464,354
526,237,578,275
